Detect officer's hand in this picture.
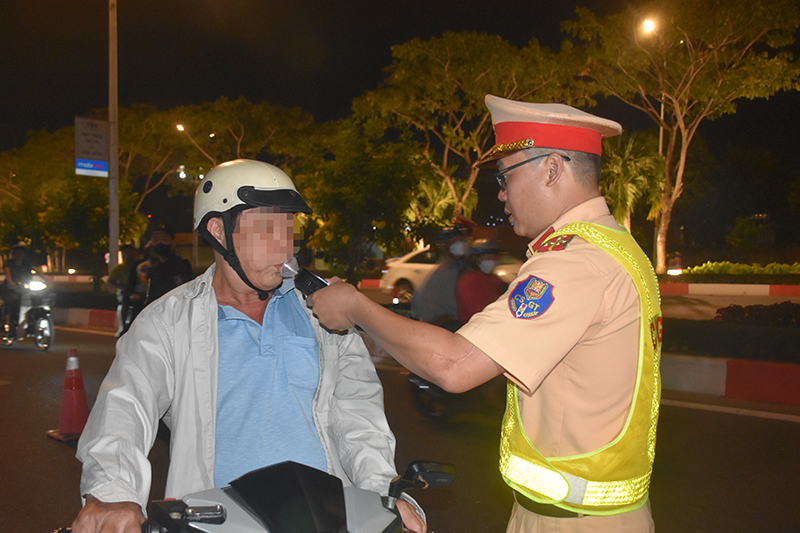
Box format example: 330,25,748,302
71,494,145,533
396,499,427,533
307,278,359,331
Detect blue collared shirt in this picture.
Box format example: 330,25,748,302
214,281,326,486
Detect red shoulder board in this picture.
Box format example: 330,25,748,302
535,234,575,253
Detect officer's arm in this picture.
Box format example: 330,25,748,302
310,280,504,393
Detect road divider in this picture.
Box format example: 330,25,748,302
662,354,800,406
659,283,800,297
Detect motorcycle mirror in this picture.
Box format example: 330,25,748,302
385,460,456,510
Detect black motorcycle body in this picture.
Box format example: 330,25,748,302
143,460,455,533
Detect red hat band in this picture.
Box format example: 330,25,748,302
495,121,603,156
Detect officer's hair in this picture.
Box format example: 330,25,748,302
523,147,600,190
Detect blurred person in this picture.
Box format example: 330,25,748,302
455,238,506,324
125,243,155,323
309,96,662,532
72,159,426,533
1,242,33,333
107,244,140,338
410,223,472,332
143,222,194,306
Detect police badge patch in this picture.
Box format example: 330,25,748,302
508,275,555,319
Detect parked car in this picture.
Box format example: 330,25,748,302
379,245,523,304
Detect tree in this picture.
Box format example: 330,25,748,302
117,104,193,213
293,118,422,283
564,0,800,272
599,131,663,231
354,32,589,221
171,96,315,169
0,126,143,274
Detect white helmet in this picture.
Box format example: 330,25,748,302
193,159,312,300
193,159,311,232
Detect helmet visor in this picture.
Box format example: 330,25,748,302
238,186,312,214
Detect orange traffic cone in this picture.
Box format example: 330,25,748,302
46,349,90,442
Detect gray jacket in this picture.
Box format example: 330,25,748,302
77,265,399,509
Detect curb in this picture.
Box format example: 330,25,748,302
661,354,800,406
659,282,800,297
54,308,118,330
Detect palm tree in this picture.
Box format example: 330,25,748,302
599,132,663,231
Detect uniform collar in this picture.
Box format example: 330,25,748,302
526,197,613,256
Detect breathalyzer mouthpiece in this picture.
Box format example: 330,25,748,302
280,257,300,279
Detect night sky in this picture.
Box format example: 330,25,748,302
7,0,794,148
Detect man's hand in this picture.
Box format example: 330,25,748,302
396,498,427,533
71,494,145,533
307,278,361,331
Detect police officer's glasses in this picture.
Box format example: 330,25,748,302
494,153,571,191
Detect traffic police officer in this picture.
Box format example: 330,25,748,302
310,95,662,532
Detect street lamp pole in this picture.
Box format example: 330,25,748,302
108,0,120,273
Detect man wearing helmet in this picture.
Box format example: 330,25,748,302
72,160,425,533
2,241,34,336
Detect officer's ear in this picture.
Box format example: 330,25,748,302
543,153,566,187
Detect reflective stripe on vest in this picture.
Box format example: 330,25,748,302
499,221,662,515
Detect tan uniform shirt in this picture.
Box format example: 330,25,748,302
458,197,654,532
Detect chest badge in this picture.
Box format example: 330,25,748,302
508,275,555,319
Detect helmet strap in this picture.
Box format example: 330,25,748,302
199,211,276,301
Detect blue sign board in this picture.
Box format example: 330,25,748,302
75,159,109,177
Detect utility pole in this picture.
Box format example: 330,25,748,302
108,0,120,273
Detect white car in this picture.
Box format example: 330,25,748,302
379,245,523,304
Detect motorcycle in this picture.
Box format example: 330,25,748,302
0,270,55,350
54,460,455,533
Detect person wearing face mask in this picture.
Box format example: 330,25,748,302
410,223,473,332
455,239,506,325
71,159,427,533
143,222,194,306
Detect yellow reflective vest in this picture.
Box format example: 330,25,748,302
499,221,662,516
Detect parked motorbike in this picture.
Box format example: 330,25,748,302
0,270,55,350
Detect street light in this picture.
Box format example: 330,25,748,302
176,124,217,165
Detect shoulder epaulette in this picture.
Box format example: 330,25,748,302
535,234,575,253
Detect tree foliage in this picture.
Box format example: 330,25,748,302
0,126,144,275
354,32,590,220
293,118,422,283
599,131,663,231
564,0,800,271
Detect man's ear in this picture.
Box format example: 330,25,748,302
543,153,565,187
206,217,225,246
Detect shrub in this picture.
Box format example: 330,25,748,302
684,261,800,275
